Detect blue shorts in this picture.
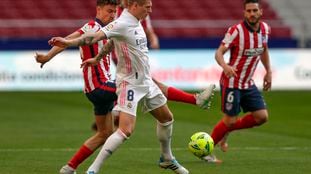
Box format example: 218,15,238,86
220,85,266,116
86,82,117,115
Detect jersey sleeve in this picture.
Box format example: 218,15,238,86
222,26,239,48
78,20,100,34
101,21,126,39
261,22,271,48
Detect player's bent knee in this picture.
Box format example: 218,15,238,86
97,131,113,140
118,128,133,137
256,114,269,125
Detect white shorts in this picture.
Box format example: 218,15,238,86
113,80,167,116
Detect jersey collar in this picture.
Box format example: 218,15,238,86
243,20,261,33
95,18,106,27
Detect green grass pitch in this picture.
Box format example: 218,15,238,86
0,91,310,174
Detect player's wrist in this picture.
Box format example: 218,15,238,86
95,56,101,61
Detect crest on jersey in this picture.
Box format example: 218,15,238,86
262,35,268,43
127,102,132,109
225,103,233,111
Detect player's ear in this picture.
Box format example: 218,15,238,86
259,8,263,16
133,1,139,8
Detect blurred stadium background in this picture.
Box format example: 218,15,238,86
0,0,310,174
1,0,309,49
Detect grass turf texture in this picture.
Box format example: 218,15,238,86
0,91,310,174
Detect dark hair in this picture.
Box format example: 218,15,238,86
97,0,119,6
244,0,260,8
244,0,260,5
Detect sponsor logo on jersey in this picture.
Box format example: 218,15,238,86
244,47,264,56
135,38,147,45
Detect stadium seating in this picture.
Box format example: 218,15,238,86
0,0,292,39
268,0,311,47
0,0,95,38
151,0,292,38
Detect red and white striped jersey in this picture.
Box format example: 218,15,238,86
220,21,271,89
78,18,114,93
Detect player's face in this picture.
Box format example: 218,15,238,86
136,0,152,20
97,4,117,24
244,3,262,26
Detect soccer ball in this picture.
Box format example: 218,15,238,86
188,132,214,158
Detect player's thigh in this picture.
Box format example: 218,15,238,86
86,88,117,115
115,82,147,116
221,85,241,116
240,85,266,113
143,81,168,114
152,77,168,96
118,112,137,136
95,113,113,133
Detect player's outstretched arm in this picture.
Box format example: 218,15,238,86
80,40,114,68
35,31,81,68
49,30,107,48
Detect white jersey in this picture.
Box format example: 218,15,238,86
101,9,151,86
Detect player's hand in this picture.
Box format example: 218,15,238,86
48,37,69,48
80,58,99,68
263,72,272,91
34,52,49,68
223,65,237,78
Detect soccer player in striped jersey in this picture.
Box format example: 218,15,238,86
35,1,119,174
203,0,272,163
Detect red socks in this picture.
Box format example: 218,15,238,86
68,145,94,169
229,114,258,131
167,87,196,104
211,120,230,145
211,114,258,145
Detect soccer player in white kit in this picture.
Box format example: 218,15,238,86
48,0,189,173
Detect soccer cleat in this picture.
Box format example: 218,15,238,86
219,133,229,152
201,154,222,164
59,165,76,174
195,84,216,110
159,156,189,174
86,171,96,174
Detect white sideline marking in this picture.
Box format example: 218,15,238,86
0,147,310,152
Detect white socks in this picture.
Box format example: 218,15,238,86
87,129,128,173
87,120,175,173
157,120,174,161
